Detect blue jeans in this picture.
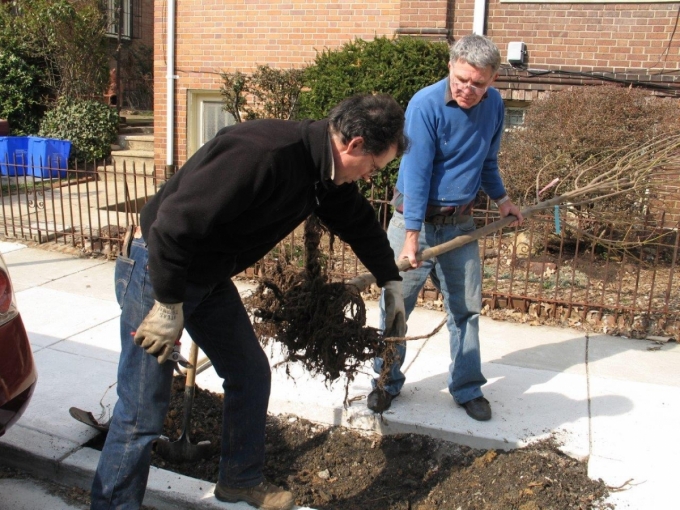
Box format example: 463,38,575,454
91,238,271,509
374,212,486,404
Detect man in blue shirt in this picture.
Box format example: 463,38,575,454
368,34,523,421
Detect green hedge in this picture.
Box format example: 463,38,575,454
39,98,119,162
0,50,46,135
300,36,449,194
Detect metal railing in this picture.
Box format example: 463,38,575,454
1,159,678,339
1,158,160,254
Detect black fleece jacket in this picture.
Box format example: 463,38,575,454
140,118,400,303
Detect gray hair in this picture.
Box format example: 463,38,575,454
449,34,501,73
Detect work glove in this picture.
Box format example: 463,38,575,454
134,300,184,364
382,280,406,338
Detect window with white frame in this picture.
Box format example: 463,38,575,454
187,91,237,157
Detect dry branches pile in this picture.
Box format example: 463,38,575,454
536,133,680,210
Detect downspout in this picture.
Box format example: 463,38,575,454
165,0,176,178
472,0,486,35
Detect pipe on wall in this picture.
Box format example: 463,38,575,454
473,0,486,35
165,0,176,177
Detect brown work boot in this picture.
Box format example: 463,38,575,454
214,480,294,510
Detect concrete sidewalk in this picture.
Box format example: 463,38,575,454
0,241,678,509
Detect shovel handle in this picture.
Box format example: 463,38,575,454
185,341,200,388
346,197,564,293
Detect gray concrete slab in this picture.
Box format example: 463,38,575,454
2,245,107,293
41,260,117,302
17,287,120,349
0,478,87,510
25,348,118,445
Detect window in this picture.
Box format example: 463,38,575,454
505,107,526,130
187,91,237,157
105,0,141,39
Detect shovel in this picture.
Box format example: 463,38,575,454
155,341,212,463
69,406,111,433
346,200,562,293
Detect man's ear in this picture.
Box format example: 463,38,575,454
346,136,365,155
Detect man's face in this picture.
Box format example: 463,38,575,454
448,59,498,109
333,138,398,186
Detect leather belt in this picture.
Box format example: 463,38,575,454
425,214,472,225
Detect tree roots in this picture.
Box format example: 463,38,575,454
244,216,400,401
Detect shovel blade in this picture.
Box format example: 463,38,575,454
69,407,110,433
154,433,212,463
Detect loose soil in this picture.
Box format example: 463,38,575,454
142,376,613,510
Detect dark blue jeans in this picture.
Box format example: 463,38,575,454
91,238,271,509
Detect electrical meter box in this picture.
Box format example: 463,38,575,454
507,42,527,66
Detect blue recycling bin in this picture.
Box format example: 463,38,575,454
0,136,29,176
27,136,71,178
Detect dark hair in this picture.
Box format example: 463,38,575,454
328,94,409,157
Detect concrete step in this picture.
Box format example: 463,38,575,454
117,134,154,151
109,149,154,175
118,125,154,135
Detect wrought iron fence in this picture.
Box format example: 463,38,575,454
0,157,160,254
1,159,678,339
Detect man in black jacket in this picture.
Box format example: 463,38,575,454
90,94,408,510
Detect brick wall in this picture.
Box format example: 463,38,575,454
153,0,404,170
479,2,680,102
483,3,680,71
155,1,680,184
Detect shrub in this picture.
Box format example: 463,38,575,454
300,36,449,117
39,98,119,162
0,50,46,135
120,43,154,111
499,86,680,252
221,65,306,122
9,0,109,100
499,86,680,209
299,36,450,193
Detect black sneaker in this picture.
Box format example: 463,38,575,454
214,480,294,510
460,396,492,421
367,388,398,413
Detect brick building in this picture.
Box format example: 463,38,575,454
153,0,680,219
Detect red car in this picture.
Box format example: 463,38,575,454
0,252,37,436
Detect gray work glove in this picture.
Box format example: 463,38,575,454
133,300,184,364
382,280,406,338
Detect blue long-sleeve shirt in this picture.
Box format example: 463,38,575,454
396,77,507,231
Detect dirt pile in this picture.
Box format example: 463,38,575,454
148,377,612,510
